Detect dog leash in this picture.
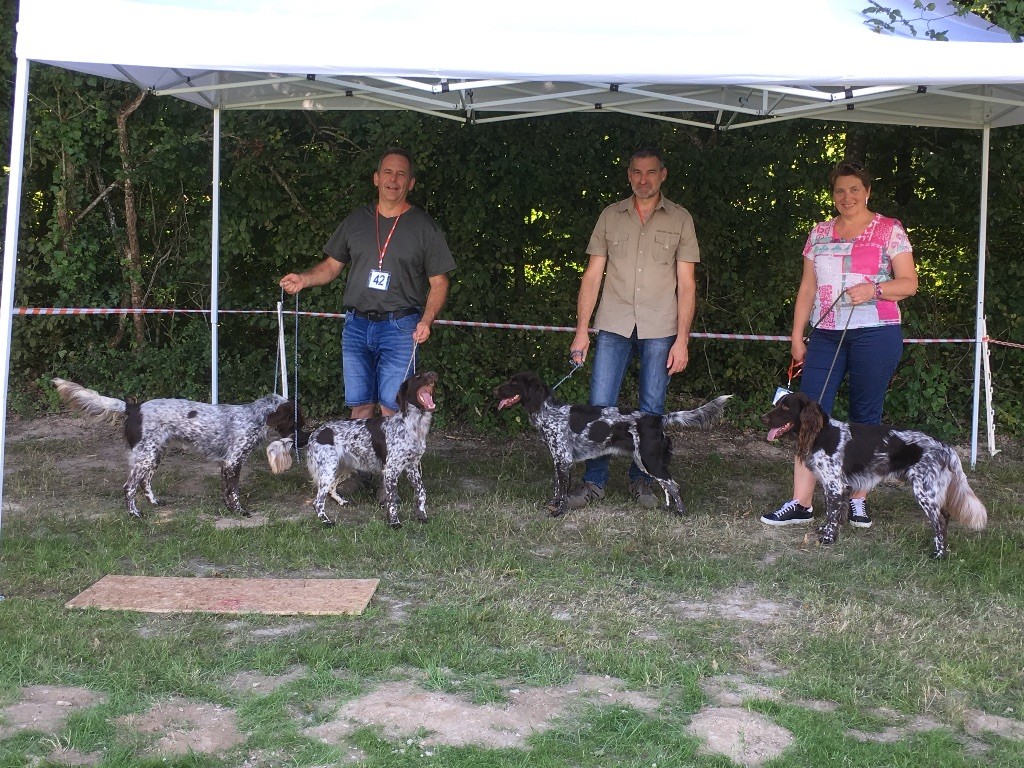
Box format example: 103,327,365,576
804,292,854,404
291,292,301,459
274,287,302,462
404,341,419,380
817,310,854,403
274,292,287,398
774,358,803,404
776,292,848,404
551,357,584,391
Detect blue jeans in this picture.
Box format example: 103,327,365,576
341,310,420,411
582,329,674,487
800,325,903,424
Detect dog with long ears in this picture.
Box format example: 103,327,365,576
763,391,987,558
304,371,438,528
494,371,730,517
52,378,303,518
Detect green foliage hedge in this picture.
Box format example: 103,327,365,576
3,9,1023,442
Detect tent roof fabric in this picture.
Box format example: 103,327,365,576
14,0,1024,129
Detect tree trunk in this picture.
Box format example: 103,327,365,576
844,131,869,165
115,89,148,347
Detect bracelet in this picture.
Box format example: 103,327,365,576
874,282,884,300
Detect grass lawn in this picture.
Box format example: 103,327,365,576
0,411,1022,767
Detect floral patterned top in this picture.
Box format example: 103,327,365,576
803,213,912,330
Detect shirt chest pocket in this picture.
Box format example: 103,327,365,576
653,230,681,264
605,232,630,258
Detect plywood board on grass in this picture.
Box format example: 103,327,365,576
66,575,378,615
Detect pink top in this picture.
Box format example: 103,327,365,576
803,213,912,330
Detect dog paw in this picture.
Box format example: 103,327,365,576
388,520,403,530
318,513,336,527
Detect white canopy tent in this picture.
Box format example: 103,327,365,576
4,0,1024,530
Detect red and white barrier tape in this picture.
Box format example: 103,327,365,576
11,306,982,344
985,337,1024,350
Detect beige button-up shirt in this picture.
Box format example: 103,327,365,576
586,195,700,339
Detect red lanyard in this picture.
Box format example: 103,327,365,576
375,205,404,269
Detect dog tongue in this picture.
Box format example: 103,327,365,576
498,397,517,410
766,426,786,441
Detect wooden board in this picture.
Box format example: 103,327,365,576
65,575,378,616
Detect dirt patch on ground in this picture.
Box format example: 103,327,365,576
9,675,1022,764
671,585,797,624
0,685,107,766
304,674,658,751
847,713,947,744
688,706,795,767
116,697,244,756
700,674,784,706
0,685,106,738
223,665,307,695
964,708,1024,740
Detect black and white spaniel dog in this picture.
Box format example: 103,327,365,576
763,391,987,558
52,378,303,519
494,371,730,517
304,371,438,529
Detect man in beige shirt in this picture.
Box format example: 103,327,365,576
568,146,700,509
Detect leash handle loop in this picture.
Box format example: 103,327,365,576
786,359,802,388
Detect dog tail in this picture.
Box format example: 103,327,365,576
942,446,987,530
664,394,731,429
52,378,127,425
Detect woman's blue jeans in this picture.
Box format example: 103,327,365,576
800,324,904,424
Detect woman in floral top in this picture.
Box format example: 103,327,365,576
762,159,919,530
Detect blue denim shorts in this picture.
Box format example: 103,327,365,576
341,310,420,411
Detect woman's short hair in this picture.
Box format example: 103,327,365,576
829,159,871,192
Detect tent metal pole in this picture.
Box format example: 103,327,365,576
0,56,32,582
211,108,221,403
970,126,991,469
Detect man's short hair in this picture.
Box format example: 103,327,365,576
378,147,417,179
629,146,665,168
